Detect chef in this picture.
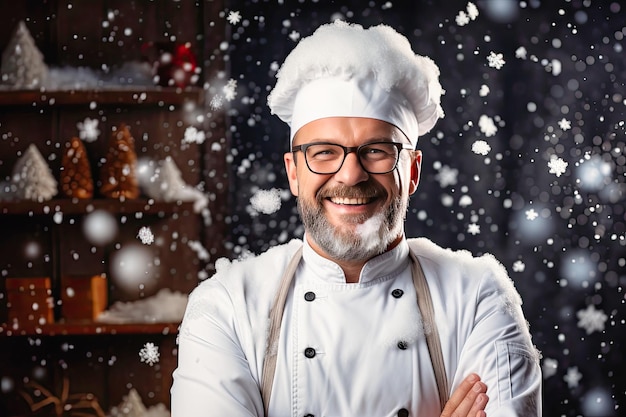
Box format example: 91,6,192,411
171,21,542,417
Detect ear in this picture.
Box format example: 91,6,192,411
408,150,422,195
284,152,299,196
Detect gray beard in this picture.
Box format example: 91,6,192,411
298,192,407,262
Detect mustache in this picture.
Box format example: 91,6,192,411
316,183,387,201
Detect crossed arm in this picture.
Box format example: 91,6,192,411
441,373,488,417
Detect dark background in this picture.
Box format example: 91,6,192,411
222,1,625,416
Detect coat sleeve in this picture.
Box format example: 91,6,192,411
170,279,264,417
452,267,542,417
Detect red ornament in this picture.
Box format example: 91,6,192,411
142,41,199,88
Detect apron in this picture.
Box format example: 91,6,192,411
260,246,450,416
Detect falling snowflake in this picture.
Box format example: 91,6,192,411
478,84,490,97
478,114,497,137
137,226,154,245
471,140,491,155
182,126,206,145
548,156,568,177
223,78,237,101
77,118,100,142
515,46,527,59
226,10,242,25
435,165,459,187
210,94,224,110
558,118,572,131
563,366,582,389
467,223,480,235
289,30,301,42
576,304,607,335
139,342,160,366
512,260,526,273
487,51,506,69
250,188,283,215
466,2,479,19
456,11,470,26
542,357,558,379
525,208,539,220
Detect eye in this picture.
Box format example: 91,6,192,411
308,144,342,160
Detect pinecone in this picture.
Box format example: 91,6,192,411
99,124,140,199
60,136,94,199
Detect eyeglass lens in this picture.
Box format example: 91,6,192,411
303,142,401,174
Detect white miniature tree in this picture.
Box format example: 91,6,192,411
1,21,49,88
141,156,207,213
12,144,58,201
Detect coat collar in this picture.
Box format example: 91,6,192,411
301,234,410,285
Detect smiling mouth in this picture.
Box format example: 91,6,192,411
328,196,376,205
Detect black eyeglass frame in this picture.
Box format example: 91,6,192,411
291,141,414,175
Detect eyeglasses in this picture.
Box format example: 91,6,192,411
291,141,413,175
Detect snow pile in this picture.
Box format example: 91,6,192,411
107,388,169,417
97,288,187,324
139,156,208,213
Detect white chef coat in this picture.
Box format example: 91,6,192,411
171,237,542,417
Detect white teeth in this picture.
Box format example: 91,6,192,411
330,197,370,205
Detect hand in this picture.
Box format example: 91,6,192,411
440,373,488,417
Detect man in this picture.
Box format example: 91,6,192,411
171,21,542,416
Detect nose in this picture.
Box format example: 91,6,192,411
333,151,369,185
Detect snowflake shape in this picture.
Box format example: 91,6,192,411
487,51,506,69
435,165,459,187
558,118,572,131
139,342,160,366
512,260,525,273
542,357,558,379
182,126,206,145
250,188,283,215
466,2,479,19
223,78,237,101
576,304,607,335
548,156,568,177
479,84,490,97
478,114,497,137
515,46,527,59
471,140,491,155
563,366,582,389
210,94,224,110
467,223,480,235
137,226,154,245
525,208,539,220
77,118,100,142
456,11,470,26
289,30,301,42
226,10,242,25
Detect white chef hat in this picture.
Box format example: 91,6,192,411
267,20,444,147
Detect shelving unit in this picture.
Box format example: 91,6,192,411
0,1,227,415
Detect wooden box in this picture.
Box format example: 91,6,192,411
61,274,108,321
5,277,54,325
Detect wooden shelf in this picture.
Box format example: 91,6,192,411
0,321,179,336
1,199,196,216
0,86,203,107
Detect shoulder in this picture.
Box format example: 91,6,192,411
185,239,303,314
407,237,521,306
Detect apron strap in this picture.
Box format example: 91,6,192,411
260,245,449,415
408,249,450,411
261,246,302,416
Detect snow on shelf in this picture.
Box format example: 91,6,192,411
0,86,203,106
0,321,179,337
0,199,196,216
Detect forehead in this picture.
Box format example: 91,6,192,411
293,117,407,145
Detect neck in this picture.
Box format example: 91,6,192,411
306,234,404,283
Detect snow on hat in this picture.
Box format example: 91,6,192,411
267,20,444,147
